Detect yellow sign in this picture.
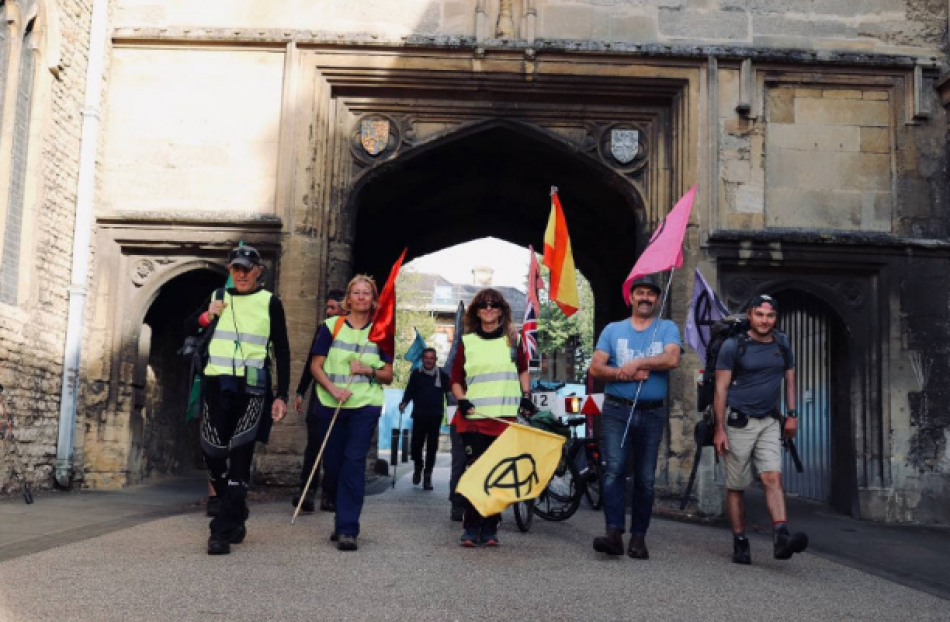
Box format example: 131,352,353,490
456,421,565,516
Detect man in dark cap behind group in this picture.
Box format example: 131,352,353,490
186,245,290,555
588,274,682,560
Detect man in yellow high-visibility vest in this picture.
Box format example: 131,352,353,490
187,245,290,556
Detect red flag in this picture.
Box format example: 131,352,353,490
368,248,407,360
622,185,696,306
543,191,579,317
521,246,544,361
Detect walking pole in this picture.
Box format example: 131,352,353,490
620,266,676,449
391,407,404,488
291,343,369,525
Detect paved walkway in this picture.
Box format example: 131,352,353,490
0,459,947,621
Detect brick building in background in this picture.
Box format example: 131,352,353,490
1,0,949,524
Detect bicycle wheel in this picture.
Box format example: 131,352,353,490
584,459,604,511
533,456,582,522
513,498,534,532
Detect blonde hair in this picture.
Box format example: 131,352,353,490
340,274,379,313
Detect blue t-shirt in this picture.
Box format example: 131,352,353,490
595,317,682,401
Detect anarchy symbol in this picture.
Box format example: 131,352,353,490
484,454,539,499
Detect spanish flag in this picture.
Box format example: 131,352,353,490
543,190,579,317
456,421,564,517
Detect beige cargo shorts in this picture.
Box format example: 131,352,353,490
724,414,782,491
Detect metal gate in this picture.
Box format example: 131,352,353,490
779,295,832,501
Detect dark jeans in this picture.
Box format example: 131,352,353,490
321,406,380,537
600,400,665,536
411,416,441,473
449,426,466,507
459,432,502,534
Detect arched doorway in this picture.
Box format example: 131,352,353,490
137,268,224,480
349,119,646,333
774,289,856,515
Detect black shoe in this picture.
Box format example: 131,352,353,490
732,537,752,565
207,535,230,555
292,490,315,513
423,473,433,491
774,530,808,560
227,524,246,544
627,535,649,560
320,497,336,513
412,467,422,486
593,529,624,556
450,505,464,522
205,497,221,518
337,534,358,551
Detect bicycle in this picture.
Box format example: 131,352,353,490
531,415,603,522
0,384,34,504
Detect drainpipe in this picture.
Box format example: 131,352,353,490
55,0,109,487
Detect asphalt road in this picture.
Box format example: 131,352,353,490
0,468,946,622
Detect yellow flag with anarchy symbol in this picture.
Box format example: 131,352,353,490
456,420,565,516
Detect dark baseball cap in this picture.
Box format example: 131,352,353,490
628,274,662,295
228,245,262,269
747,293,779,313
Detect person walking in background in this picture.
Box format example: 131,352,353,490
713,294,808,565
450,288,535,547
292,288,345,513
399,347,450,490
589,274,681,560
310,276,393,551
186,245,290,555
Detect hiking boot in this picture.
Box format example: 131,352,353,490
627,535,649,560
450,505,464,522
227,524,246,544
732,537,752,565
460,529,479,547
292,490,315,513
423,472,433,491
205,496,221,518
337,534,358,551
207,535,230,555
480,531,499,547
412,466,423,485
592,529,624,556
320,497,336,513
774,529,808,560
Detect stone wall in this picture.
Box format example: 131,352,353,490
0,0,94,494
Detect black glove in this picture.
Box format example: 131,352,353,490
519,397,538,417
457,399,475,418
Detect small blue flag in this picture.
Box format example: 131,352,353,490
404,328,427,371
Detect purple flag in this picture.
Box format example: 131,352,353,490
685,269,730,361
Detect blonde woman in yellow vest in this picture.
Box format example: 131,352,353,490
187,245,290,556
309,275,393,552
450,288,536,547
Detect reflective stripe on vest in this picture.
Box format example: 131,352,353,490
204,290,272,378
316,318,384,408
462,333,521,419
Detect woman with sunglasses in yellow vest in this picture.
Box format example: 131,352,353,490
450,288,536,547
309,275,394,551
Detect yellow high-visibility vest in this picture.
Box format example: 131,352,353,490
204,290,272,378
462,333,521,419
316,318,384,408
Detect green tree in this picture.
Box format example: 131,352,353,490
535,263,594,382
391,270,437,388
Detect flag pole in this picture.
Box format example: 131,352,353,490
620,266,677,448
291,342,369,525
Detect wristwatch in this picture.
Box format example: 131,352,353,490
786,409,798,418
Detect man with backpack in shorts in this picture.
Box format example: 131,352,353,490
713,294,808,565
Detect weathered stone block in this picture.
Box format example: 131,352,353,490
795,97,890,127
754,14,857,38
861,126,891,153
658,7,749,41
823,89,863,100
769,123,861,152
864,91,890,101
722,158,751,183
768,89,795,124
766,188,862,228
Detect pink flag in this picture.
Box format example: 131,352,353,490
622,185,697,306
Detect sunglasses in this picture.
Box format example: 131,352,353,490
228,248,261,263
477,301,502,310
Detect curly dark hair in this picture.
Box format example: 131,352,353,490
464,288,516,344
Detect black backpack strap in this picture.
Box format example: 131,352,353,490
774,331,792,371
